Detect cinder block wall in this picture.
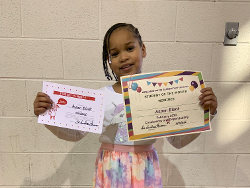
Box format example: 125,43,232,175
1,0,250,187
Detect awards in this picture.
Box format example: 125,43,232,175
121,71,211,141
38,82,105,134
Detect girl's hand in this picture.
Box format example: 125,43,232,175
199,87,218,115
33,92,53,116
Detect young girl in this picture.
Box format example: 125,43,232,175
33,23,218,188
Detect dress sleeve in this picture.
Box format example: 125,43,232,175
166,110,217,149
44,124,88,142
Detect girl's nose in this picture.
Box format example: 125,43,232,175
120,52,129,62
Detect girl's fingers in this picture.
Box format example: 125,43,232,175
199,95,217,114
201,100,215,107
34,96,50,104
34,92,53,116
34,93,53,104
199,87,218,114
38,96,52,103
36,92,49,98
34,107,48,116
34,102,52,116
35,92,52,102
35,102,52,109
199,90,215,100
200,87,213,93
199,95,217,105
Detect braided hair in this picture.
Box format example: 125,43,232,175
102,23,143,81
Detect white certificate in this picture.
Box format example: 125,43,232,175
38,82,105,134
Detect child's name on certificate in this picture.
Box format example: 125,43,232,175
38,82,105,134
121,71,211,141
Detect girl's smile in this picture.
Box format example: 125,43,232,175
120,63,133,71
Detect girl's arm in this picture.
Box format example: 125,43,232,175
167,87,218,149
166,133,200,149
44,124,88,142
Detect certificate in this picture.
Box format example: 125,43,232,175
121,71,211,141
38,82,105,134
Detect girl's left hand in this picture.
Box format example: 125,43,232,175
199,87,218,115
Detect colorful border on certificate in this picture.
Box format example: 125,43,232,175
122,81,134,137
121,71,210,141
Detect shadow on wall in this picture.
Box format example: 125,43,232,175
21,139,96,187
212,47,250,142
155,137,186,186
206,125,250,186
235,166,250,186
20,135,185,187
156,126,250,187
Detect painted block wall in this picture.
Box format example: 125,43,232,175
0,0,250,187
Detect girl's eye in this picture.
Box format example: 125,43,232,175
111,52,118,57
127,47,134,51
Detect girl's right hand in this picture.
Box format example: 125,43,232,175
33,92,53,116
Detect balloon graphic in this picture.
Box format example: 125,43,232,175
136,87,142,93
131,83,138,91
57,98,67,105
189,81,198,91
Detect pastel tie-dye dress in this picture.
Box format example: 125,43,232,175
93,144,162,188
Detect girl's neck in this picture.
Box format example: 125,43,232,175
112,82,122,94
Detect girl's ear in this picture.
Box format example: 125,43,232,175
142,43,147,58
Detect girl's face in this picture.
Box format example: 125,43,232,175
108,28,146,82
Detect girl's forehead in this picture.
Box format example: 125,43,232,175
109,28,137,46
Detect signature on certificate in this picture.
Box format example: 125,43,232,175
65,104,98,126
